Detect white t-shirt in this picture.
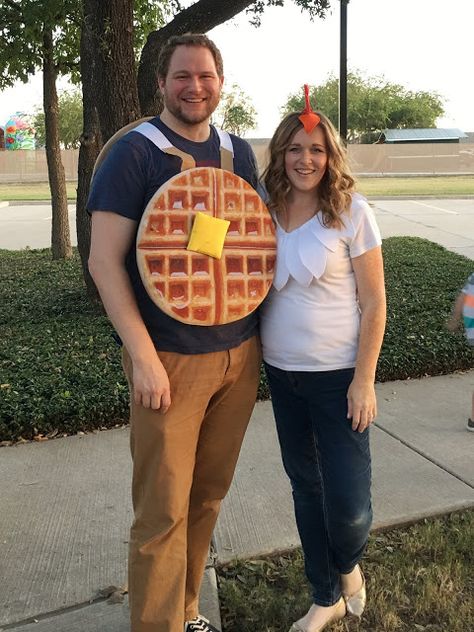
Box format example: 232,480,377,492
260,193,382,371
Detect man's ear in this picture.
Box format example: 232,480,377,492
157,76,165,94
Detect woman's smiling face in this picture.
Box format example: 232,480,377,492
284,125,328,195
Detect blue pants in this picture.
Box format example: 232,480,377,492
264,363,372,606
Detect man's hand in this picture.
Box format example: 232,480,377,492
89,212,172,413
132,355,171,413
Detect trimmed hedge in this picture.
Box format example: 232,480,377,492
379,237,472,380
0,250,128,442
0,239,472,442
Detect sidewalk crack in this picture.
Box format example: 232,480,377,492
374,423,474,490
0,597,114,630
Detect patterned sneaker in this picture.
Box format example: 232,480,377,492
468,418,474,432
185,615,220,632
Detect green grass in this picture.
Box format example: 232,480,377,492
0,182,77,201
218,510,474,632
0,176,473,202
357,175,474,197
0,239,473,442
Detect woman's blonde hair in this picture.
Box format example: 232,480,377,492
262,112,355,229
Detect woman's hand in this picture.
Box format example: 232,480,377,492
347,378,377,432
349,246,385,433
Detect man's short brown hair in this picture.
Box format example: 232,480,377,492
157,33,224,80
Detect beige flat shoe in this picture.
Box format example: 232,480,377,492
342,565,366,618
288,597,346,632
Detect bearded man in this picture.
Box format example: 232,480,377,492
88,34,261,632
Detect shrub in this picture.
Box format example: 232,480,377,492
0,250,128,441
378,237,473,380
0,239,472,442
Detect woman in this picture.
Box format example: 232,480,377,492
260,101,386,632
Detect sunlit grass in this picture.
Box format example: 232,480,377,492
0,182,77,201
0,176,474,201
358,175,474,197
218,511,474,632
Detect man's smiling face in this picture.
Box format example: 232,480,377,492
158,45,223,128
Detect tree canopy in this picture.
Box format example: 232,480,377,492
136,0,331,114
214,84,257,136
0,0,178,88
283,71,446,143
34,89,83,148
0,0,81,89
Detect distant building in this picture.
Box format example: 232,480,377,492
378,128,467,144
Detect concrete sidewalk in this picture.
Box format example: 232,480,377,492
1,371,473,631
1,197,474,256
372,197,474,260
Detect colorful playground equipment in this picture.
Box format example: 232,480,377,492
2,113,36,150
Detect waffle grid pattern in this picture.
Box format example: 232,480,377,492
136,168,276,325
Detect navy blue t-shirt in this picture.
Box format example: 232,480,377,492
87,117,260,354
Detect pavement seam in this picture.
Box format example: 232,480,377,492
371,204,473,244
368,194,474,201
0,598,112,630
374,422,474,490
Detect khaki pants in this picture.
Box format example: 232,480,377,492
122,336,261,632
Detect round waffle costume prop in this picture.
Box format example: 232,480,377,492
92,119,277,326
136,166,277,325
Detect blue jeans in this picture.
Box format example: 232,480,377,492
264,363,372,606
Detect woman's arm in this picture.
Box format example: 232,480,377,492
347,246,386,432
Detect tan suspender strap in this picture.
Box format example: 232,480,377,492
132,122,234,173
219,147,234,172
215,127,234,174
93,117,155,177
161,147,196,171
132,122,196,171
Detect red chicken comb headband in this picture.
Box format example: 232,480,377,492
298,84,321,134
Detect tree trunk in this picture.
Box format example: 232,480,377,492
43,28,72,260
94,0,140,143
77,0,140,300
137,0,255,114
76,4,103,302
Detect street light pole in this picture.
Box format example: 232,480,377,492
339,0,349,144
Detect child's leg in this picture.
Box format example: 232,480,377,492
468,390,474,431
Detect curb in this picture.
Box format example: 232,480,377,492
367,194,474,201
7,200,75,206
1,195,473,207
0,568,221,632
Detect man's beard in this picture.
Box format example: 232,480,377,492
163,92,220,126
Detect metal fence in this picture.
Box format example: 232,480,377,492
1,143,474,183
347,143,474,176
0,149,79,183
251,142,474,176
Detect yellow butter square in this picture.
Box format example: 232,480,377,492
187,212,230,259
